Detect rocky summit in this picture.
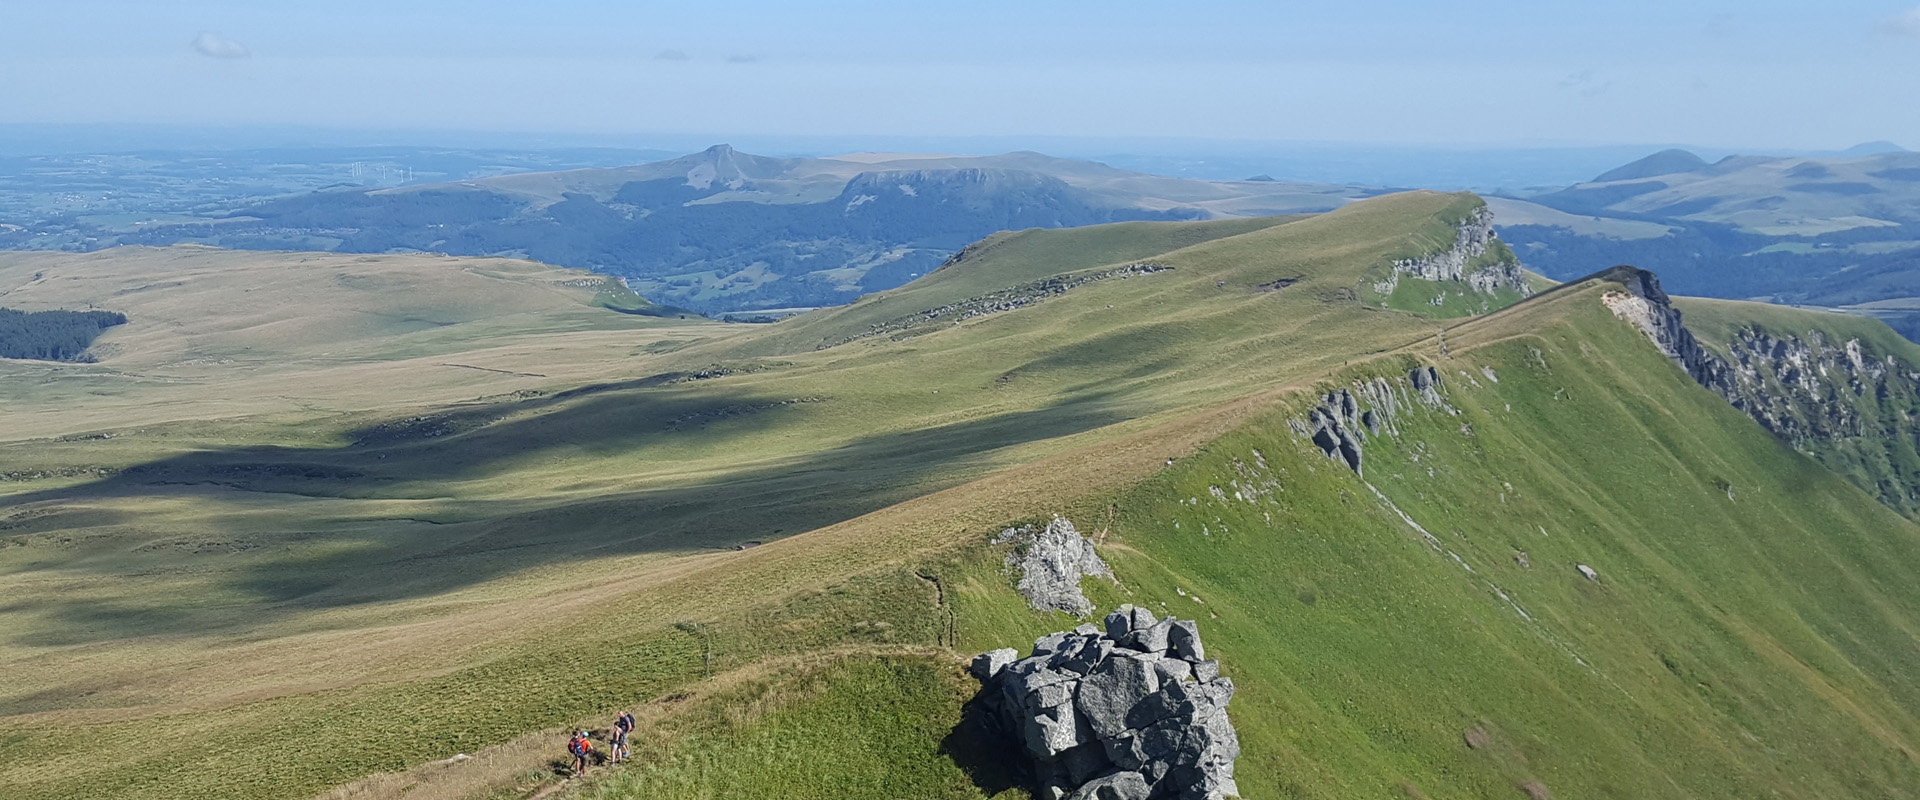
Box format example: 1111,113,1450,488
970,606,1239,800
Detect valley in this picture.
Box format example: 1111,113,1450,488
4,145,1373,314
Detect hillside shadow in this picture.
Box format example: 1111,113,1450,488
0,379,1133,645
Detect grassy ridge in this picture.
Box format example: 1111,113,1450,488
12,192,1920,798
1063,286,1920,798
530,278,1920,800
0,193,1507,799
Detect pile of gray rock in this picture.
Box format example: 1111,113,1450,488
969,605,1240,800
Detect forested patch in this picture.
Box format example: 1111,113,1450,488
0,308,127,361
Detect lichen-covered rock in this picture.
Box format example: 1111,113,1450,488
973,616,1240,799
997,517,1113,616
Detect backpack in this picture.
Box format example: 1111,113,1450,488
617,713,635,733
568,736,587,755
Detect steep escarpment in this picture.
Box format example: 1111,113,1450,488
1069,296,1920,800
1600,267,1920,516
1696,324,1920,517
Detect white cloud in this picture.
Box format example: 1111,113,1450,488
1885,7,1920,37
1558,69,1611,99
191,32,251,59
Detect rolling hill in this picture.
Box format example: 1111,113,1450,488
6,193,1920,799
1493,147,1920,340
99,145,1373,314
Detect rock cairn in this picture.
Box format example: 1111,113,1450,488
969,606,1239,800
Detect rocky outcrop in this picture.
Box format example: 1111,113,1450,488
1714,328,1896,443
1601,266,1920,516
970,607,1239,800
997,517,1115,616
1305,389,1366,474
1597,266,1723,388
1292,366,1455,475
1373,206,1532,298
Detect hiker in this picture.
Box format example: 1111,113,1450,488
567,730,593,776
613,711,636,762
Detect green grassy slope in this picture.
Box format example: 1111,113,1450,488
1677,297,1920,516
741,214,1301,353
558,275,1920,800
0,193,1490,800
1056,286,1920,799
11,193,1920,799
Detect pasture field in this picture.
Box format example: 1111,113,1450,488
7,193,1920,799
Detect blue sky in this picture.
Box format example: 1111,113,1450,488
2,1,1917,149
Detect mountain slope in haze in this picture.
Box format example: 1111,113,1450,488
1590,147,1711,183
106,145,1372,314
1532,149,1920,232
1495,148,1920,341
10,195,1920,800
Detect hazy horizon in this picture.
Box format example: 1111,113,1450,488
6,1,1919,153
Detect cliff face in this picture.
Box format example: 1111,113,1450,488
1374,205,1533,298
1602,267,1920,517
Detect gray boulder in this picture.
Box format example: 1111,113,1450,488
1066,770,1153,800
1024,702,1093,757
1128,618,1176,653
972,616,1239,799
1168,620,1204,661
971,648,1019,681
1078,654,1162,739
1153,657,1193,685
1105,605,1141,639
1033,631,1073,656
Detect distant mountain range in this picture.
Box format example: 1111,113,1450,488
102,145,1370,312
13,139,1920,336
1491,144,1920,338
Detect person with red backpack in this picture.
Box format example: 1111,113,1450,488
612,711,636,763
567,730,593,776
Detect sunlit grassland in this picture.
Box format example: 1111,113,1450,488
10,191,1920,799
